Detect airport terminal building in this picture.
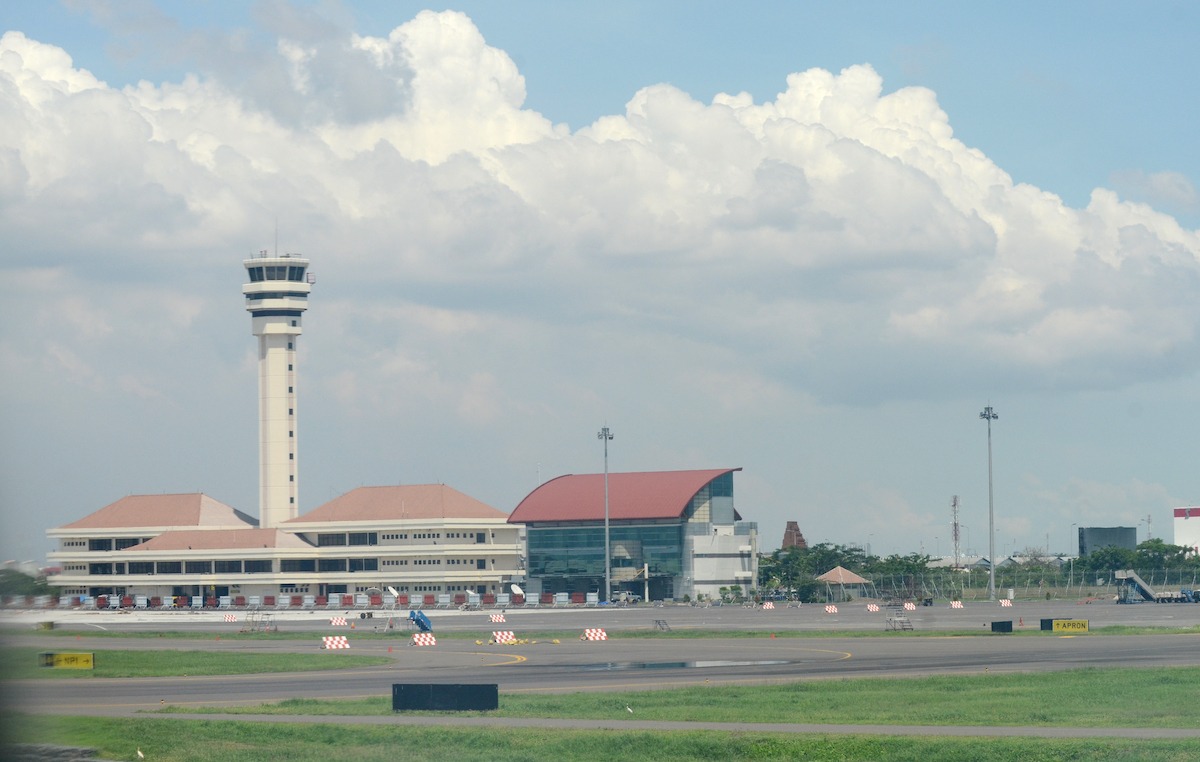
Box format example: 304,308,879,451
42,252,754,608
44,253,520,607
508,468,758,602
46,486,522,607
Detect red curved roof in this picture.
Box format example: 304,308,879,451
508,468,740,524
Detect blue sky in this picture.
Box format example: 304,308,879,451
2,1,1199,565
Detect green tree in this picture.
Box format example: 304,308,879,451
864,553,931,576
1079,545,1137,574
1134,538,1192,570
0,568,53,596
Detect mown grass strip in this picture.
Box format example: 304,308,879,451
157,666,1200,729
0,647,389,679
6,714,1200,762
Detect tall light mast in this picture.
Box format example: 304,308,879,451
979,405,998,601
598,426,614,602
243,252,311,528
951,495,961,569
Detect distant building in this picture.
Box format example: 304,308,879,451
781,521,808,550
1078,526,1137,556
1173,507,1200,555
927,555,993,571
508,469,757,601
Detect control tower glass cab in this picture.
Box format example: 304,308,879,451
242,254,311,529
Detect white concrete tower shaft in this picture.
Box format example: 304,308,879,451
243,254,311,528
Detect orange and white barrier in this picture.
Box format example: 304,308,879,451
330,616,348,626
866,603,880,612
999,599,1013,607
492,631,515,644
761,601,775,610
411,633,437,646
903,602,917,611
489,613,506,623
950,601,964,609
321,636,350,649
223,614,237,622
581,628,607,641
824,605,838,614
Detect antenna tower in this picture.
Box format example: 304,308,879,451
951,495,961,569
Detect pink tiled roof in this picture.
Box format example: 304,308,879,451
58,494,256,530
124,528,313,551
287,485,507,524
508,469,741,524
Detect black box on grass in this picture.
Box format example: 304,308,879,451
392,683,498,711
991,620,1013,633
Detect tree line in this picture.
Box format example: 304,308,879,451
757,539,1200,600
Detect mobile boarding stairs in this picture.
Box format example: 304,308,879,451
1114,570,1197,603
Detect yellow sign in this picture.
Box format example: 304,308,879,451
1052,620,1089,633
39,652,95,669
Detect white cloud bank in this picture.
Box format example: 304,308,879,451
1,10,1197,559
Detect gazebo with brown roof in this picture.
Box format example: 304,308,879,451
816,565,876,602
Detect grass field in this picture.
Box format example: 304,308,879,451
5,714,1199,762
0,646,389,678
5,630,1200,760
155,666,1200,728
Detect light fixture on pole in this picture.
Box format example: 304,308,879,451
979,405,998,601
597,426,614,603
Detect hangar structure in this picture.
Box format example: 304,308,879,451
509,468,758,601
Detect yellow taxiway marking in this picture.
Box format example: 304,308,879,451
469,651,528,666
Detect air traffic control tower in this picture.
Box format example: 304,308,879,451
243,252,311,528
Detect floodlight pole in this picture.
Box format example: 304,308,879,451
598,426,614,602
980,405,999,601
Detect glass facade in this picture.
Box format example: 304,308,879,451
248,265,306,282
527,523,683,594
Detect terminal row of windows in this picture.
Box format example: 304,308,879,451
317,532,378,547
375,558,492,569
86,538,150,551
247,265,307,282
279,558,379,573
386,531,493,542
88,560,275,575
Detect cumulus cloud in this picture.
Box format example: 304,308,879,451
2,10,1198,559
